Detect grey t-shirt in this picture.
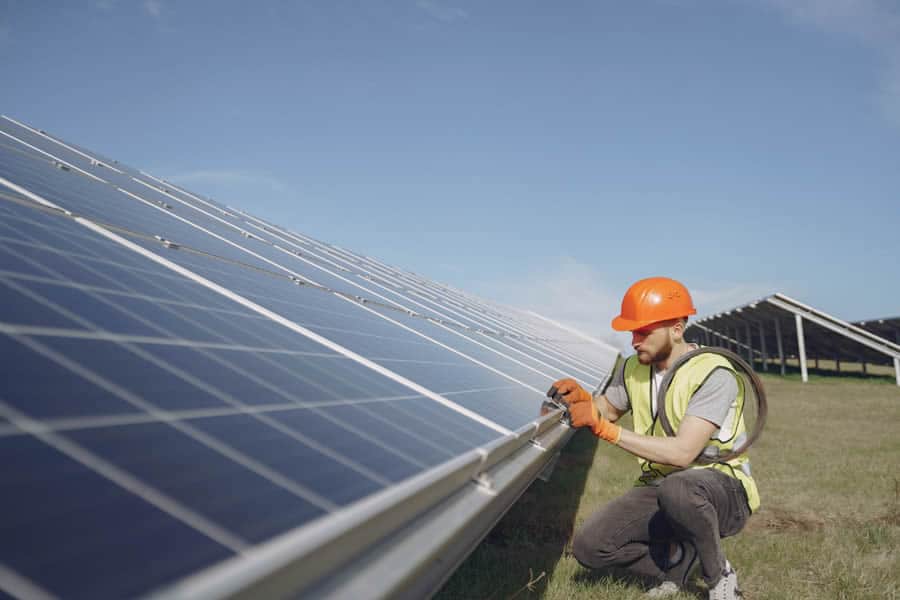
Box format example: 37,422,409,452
598,355,737,429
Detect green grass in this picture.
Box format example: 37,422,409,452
436,375,900,600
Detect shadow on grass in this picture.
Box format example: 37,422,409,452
435,428,599,600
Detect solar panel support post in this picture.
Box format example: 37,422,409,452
745,323,753,368
894,356,900,386
775,318,786,377
795,314,808,383
758,322,768,372
835,358,841,373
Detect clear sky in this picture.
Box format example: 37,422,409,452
3,0,899,348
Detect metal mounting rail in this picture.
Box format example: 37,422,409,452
152,411,576,600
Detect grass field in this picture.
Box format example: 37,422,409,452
436,374,900,600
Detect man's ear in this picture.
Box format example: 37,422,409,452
670,318,685,342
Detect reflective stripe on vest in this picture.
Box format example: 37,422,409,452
624,353,761,512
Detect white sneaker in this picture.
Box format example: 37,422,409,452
708,560,742,600
646,581,680,597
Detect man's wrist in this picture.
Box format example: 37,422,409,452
592,418,621,445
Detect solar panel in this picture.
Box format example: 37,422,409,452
0,116,619,598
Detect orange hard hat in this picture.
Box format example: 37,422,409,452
611,277,697,332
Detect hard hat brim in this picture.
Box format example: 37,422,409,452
611,312,696,332
611,315,659,332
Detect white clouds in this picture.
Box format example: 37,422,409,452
415,0,468,24
92,0,163,20
763,0,899,45
761,0,900,128
143,0,163,19
478,257,627,351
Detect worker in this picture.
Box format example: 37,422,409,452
547,277,759,600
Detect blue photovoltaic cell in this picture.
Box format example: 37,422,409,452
0,334,141,418
0,435,234,599
64,423,327,543
187,413,384,505
268,409,421,482
40,337,236,411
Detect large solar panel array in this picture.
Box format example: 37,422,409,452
0,115,619,599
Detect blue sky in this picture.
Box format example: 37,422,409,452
2,0,899,347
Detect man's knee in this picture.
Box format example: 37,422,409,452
572,526,618,569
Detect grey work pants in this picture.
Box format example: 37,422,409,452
572,468,750,587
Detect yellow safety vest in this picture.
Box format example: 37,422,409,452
624,353,761,512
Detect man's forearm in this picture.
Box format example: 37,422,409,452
615,427,703,468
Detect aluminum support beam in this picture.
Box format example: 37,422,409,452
895,357,900,387
759,322,768,372
796,314,808,383
775,318,785,376
745,323,753,367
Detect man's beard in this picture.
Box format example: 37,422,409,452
637,338,673,365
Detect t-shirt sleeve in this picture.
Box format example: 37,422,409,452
596,357,630,412
685,368,738,427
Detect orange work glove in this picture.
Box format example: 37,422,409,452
546,378,592,405
567,399,622,444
